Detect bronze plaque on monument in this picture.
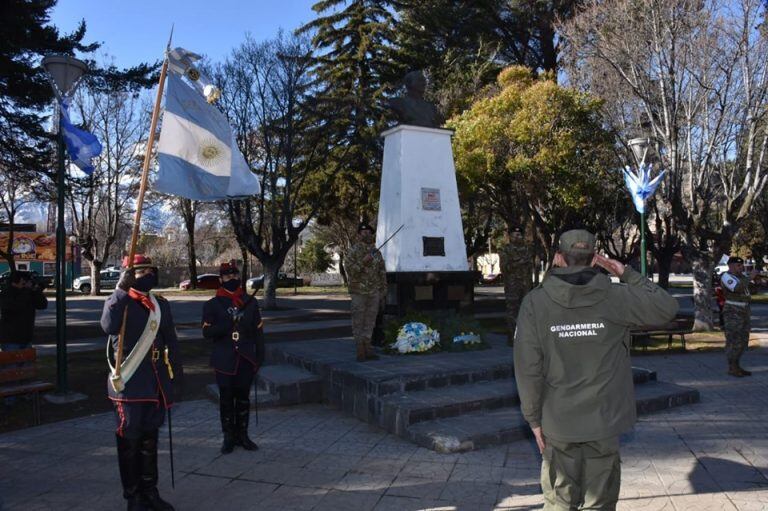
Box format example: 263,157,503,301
422,237,445,256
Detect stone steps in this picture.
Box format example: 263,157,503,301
205,364,323,409
403,380,700,453
380,380,520,436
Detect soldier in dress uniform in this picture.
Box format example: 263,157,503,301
720,256,758,377
345,222,387,362
102,254,182,511
499,228,533,345
202,262,264,454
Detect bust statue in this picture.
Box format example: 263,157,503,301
388,71,444,128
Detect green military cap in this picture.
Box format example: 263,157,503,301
559,229,596,256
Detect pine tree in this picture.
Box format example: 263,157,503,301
299,0,397,222
0,0,157,177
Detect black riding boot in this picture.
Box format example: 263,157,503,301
234,388,258,451
139,430,175,511
116,434,146,511
219,386,236,454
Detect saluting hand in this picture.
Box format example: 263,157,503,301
592,254,625,277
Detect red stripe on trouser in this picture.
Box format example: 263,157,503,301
116,401,127,437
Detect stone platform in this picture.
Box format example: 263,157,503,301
266,335,700,452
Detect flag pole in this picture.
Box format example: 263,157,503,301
113,40,171,383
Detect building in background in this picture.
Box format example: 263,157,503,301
0,224,80,287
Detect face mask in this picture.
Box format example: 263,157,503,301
222,279,241,292
133,273,158,292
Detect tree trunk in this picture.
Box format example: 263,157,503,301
262,261,281,310
241,245,250,278
91,260,103,295
688,249,714,331
338,253,349,286
655,250,675,289
186,230,198,290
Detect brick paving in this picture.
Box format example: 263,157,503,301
2,347,768,510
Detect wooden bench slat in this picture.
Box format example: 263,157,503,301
0,348,37,365
0,366,37,383
0,381,55,398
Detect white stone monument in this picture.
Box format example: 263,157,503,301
376,125,469,272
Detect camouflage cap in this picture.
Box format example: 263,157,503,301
558,229,596,256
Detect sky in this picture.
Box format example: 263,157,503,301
51,0,319,68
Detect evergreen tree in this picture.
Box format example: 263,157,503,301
0,1,158,176
298,0,397,222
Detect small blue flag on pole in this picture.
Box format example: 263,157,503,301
59,98,102,175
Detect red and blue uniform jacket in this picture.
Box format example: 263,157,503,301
202,295,265,374
101,289,183,407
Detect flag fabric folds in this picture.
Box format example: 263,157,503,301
59,98,102,175
154,48,260,201
623,164,665,214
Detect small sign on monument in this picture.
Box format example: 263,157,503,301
423,236,445,257
421,188,441,211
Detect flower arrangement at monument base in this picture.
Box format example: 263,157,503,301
452,332,482,346
390,322,441,354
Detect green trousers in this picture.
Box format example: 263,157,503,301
541,435,621,511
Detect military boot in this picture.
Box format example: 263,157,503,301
234,388,258,451
139,430,175,511
364,342,379,361
728,362,744,377
219,386,236,454
116,434,146,511
356,343,367,362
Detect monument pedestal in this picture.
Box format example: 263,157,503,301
375,125,475,314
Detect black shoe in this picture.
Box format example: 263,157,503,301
141,488,175,511
221,432,236,454
365,352,380,361
738,365,752,376
126,496,148,511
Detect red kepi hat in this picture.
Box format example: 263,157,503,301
122,254,157,270
219,262,240,276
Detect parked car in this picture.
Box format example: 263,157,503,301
245,272,305,294
0,270,53,289
179,273,221,290
73,268,121,294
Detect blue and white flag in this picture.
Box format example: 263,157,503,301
154,49,259,201
59,98,102,175
623,164,665,214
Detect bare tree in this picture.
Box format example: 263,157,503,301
215,32,340,309
562,0,768,329
68,87,148,294
0,165,35,267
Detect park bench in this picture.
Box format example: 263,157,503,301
630,316,693,352
0,348,54,425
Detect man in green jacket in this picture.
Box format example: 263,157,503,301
514,230,678,510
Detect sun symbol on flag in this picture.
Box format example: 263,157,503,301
198,139,226,169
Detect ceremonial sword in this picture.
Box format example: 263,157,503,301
377,224,405,251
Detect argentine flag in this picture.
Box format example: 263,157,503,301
154,60,260,201
60,98,102,175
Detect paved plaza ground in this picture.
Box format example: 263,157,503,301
2,346,768,510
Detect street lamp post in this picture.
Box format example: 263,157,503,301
42,55,87,395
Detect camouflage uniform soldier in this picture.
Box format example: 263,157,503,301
345,223,387,362
499,229,532,344
720,256,757,377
